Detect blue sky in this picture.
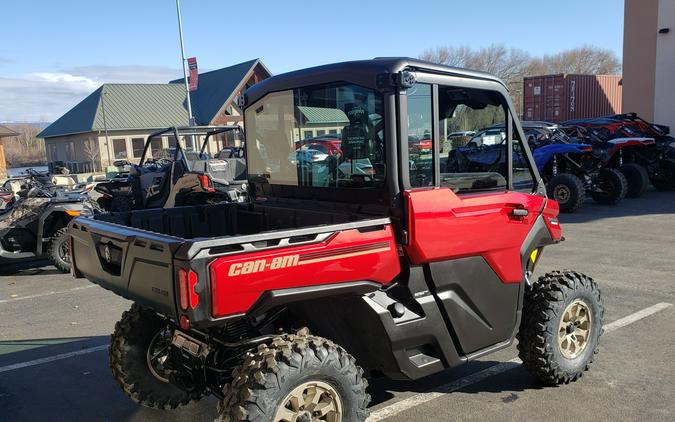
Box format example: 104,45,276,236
0,0,624,122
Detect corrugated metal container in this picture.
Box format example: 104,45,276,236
523,74,622,122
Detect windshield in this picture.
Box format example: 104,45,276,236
245,82,385,189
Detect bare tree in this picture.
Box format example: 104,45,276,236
420,44,533,113
420,44,621,115
83,139,100,172
3,125,46,167
541,46,621,75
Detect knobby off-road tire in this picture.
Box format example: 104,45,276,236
219,329,370,422
47,227,70,273
109,304,202,409
591,168,628,205
620,162,649,198
652,158,675,191
517,271,604,384
547,173,585,213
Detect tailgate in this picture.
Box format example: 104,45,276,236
70,217,184,316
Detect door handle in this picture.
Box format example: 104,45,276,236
510,208,529,217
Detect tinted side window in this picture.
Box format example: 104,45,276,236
407,83,434,187
438,86,507,193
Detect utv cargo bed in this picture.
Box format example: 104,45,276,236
70,201,394,317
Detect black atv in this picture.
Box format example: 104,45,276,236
95,126,246,212
0,175,98,272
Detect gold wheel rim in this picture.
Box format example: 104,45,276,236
558,299,593,359
274,380,343,422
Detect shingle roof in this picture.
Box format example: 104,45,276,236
170,58,265,124
38,59,270,139
0,124,19,137
297,106,349,124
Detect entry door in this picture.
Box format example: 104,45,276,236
403,81,543,354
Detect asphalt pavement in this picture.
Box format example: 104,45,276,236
1,190,674,422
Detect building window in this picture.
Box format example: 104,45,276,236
112,138,127,159
316,130,326,136
131,138,144,158
328,129,338,135
151,138,165,158
47,144,57,162
167,136,177,148
303,130,314,139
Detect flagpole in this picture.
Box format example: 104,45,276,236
176,0,195,143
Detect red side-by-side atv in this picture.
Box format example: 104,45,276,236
71,58,604,421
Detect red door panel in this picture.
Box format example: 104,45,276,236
404,188,544,283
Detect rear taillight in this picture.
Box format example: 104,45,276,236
178,268,199,311
198,174,215,192
178,269,189,310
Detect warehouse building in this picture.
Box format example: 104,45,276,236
38,59,271,172
623,0,675,129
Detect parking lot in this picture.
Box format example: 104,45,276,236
1,190,674,422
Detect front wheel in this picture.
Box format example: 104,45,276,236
517,271,604,384
651,158,675,191
591,168,627,205
219,329,369,422
546,173,585,213
47,227,70,273
620,162,649,198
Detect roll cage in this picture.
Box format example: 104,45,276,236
138,125,244,171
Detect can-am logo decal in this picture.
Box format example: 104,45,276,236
226,241,391,277
228,255,300,276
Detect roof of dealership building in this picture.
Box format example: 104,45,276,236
0,124,18,137
38,59,270,139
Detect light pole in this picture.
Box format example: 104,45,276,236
175,0,196,149
100,86,112,167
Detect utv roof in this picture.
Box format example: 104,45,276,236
244,57,506,105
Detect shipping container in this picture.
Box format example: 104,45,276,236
523,74,622,122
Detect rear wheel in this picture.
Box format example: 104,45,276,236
219,329,369,422
620,162,649,197
651,158,675,191
109,304,202,409
47,227,70,273
517,271,604,384
546,173,585,213
591,168,627,205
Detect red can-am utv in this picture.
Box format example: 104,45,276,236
70,58,603,421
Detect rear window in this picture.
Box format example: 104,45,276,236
245,82,385,190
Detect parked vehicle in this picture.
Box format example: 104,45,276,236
71,58,603,421
95,126,246,211
526,123,627,212
603,113,675,191
295,137,343,157
563,117,660,197
0,177,97,272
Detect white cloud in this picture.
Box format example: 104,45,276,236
0,65,182,122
